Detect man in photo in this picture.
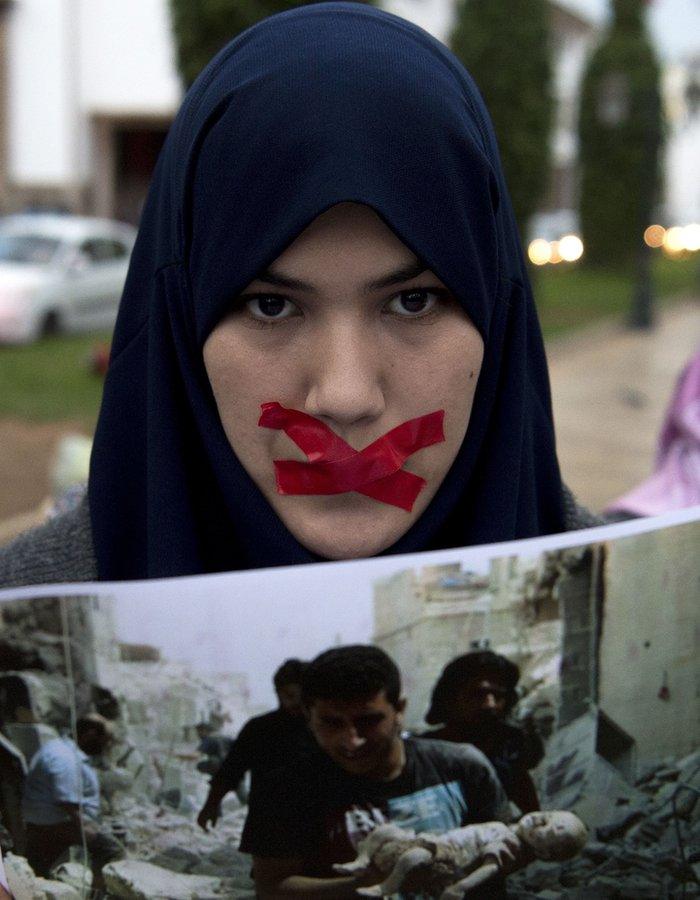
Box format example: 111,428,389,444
22,713,123,892
197,658,313,830
422,651,544,814
240,644,511,898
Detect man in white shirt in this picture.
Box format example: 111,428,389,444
22,714,122,891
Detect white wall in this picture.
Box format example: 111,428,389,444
599,522,700,762
7,0,181,188
80,0,181,114
550,22,596,166
662,63,700,224
8,0,75,183
382,0,453,43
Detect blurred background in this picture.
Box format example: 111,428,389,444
0,0,698,541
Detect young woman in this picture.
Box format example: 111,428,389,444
0,3,596,586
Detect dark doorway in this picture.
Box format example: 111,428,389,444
114,126,169,224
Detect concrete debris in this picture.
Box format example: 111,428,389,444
0,594,259,896
508,748,700,898
2,852,41,900
538,711,648,830
34,879,82,900
96,796,255,892
48,861,92,892
102,859,238,899
2,854,88,900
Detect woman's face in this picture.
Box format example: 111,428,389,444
203,203,484,559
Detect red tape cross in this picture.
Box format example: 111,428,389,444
258,402,445,512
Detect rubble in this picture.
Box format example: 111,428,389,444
538,711,646,830
102,859,241,899
1,799,256,898
2,853,82,900
33,880,82,900
0,594,260,896
507,748,700,898
2,853,38,900
47,862,92,893
85,791,254,893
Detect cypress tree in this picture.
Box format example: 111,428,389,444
578,0,663,271
450,0,554,239
170,0,376,88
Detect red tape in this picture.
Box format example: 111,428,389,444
258,402,445,511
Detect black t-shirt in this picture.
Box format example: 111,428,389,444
213,709,314,792
421,721,544,800
240,737,509,877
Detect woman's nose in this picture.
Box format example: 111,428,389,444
304,324,385,427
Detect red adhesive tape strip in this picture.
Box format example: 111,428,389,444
258,402,445,511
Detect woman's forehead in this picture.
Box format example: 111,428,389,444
249,203,428,285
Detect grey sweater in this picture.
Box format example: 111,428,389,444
0,487,602,589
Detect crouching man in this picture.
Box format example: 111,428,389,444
22,714,123,892
240,645,511,898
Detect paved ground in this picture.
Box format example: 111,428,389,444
0,418,91,542
548,297,700,513
0,296,697,539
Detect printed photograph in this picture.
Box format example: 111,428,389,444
0,0,698,897
0,514,697,898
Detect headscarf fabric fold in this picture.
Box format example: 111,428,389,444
89,2,565,578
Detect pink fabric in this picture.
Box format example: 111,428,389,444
606,349,700,516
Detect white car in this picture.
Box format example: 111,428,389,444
0,213,137,343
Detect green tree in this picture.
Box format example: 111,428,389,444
578,0,663,272
170,0,375,88
450,0,554,239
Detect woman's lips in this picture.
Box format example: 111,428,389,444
258,401,445,510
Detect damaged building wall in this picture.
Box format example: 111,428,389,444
106,657,253,749
598,520,700,762
373,558,563,731
557,547,601,727
0,592,261,895
0,595,109,729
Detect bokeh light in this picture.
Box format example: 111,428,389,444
644,224,666,248
663,226,686,255
684,223,700,252
549,242,563,264
528,238,551,266
559,234,584,262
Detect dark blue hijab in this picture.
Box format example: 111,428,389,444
89,2,565,579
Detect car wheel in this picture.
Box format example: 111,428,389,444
41,310,61,337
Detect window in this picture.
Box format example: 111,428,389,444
79,238,129,263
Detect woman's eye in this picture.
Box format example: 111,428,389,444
385,289,439,317
245,295,297,320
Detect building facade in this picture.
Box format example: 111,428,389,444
0,0,180,221
0,0,600,225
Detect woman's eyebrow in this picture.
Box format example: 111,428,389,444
255,260,428,295
363,261,428,293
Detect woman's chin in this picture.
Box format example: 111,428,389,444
273,494,420,560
